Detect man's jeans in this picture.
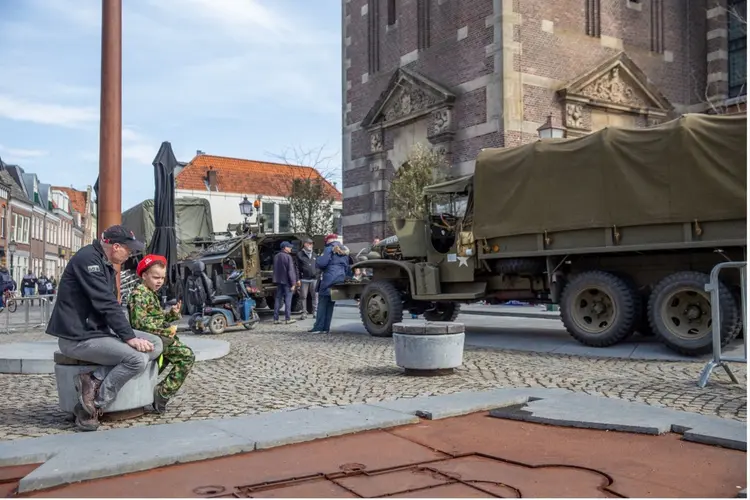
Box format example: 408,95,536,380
274,284,293,321
312,294,336,332
23,287,34,297
57,331,164,410
298,279,318,317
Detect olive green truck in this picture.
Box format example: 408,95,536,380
332,113,747,356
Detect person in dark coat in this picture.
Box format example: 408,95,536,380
296,238,319,320
310,234,351,334
272,241,298,325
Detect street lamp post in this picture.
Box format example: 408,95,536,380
8,239,16,283
537,114,566,139
239,196,254,234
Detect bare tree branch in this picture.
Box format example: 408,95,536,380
266,145,342,236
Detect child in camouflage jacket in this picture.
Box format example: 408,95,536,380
127,254,195,414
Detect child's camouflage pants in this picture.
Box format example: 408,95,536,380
157,336,195,399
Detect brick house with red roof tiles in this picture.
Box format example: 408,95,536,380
53,186,96,248
175,152,343,236
341,0,747,251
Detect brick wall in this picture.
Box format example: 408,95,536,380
343,0,718,246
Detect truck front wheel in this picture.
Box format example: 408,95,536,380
648,271,738,356
560,271,638,347
360,281,404,337
424,302,461,322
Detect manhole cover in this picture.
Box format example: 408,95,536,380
193,485,226,496
339,462,367,473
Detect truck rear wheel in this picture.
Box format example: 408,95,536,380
360,281,404,337
648,271,738,356
424,302,460,322
560,271,638,347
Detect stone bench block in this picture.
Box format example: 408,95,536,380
54,353,158,414
393,322,465,335
393,332,465,370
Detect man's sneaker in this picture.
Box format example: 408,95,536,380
300,314,307,320
73,403,100,432
74,372,101,417
285,319,296,325
273,320,281,325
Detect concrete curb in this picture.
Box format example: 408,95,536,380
0,337,230,375
337,302,559,320
0,388,745,493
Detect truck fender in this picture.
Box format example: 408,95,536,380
352,259,416,295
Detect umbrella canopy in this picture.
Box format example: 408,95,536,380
147,141,181,301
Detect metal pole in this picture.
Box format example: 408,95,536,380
98,0,123,299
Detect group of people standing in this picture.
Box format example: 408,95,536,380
272,233,353,333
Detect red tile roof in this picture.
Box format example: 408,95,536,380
52,187,88,215
175,154,342,201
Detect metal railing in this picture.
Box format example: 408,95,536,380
697,261,747,388
2,294,55,334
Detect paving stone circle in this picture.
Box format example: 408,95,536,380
0,321,745,441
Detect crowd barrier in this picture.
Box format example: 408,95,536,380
697,261,747,388
1,294,55,334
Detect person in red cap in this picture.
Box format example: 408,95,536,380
127,254,195,414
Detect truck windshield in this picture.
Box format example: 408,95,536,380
431,194,468,217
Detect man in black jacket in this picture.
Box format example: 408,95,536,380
47,225,163,431
296,238,318,319
272,241,298,325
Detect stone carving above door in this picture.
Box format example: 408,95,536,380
556,52,673,133
565,103,584,129
578,66,648,108
361,67,455,131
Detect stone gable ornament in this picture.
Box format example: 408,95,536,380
581,66,646,108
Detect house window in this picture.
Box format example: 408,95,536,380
728,0,747,97
278,204,291,233
333,209,342,234
261,202,275,233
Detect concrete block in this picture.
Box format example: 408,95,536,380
490,392,673,434
55,362,157,414
489,392,747,450
211,404,419,450
678,420,747,451
370,388,571,420
15,421,255,493
393,332,465,370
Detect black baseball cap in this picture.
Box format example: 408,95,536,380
101,225,145,252
280,241,293,249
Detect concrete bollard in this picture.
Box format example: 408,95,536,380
54,351,158,416
392,322,465,376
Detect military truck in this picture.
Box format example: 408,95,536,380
333,113,747,356
180,232,324,314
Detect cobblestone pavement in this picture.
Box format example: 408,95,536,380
0,320,746,441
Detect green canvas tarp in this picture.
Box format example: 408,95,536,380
122,197,214,259
472,113,747,239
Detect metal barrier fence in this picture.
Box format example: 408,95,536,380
1,294,55,334
697,261,747,388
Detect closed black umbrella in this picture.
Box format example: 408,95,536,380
148,141,180,301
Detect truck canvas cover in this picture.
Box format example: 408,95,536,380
472,113,747,238
121,197,214,259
